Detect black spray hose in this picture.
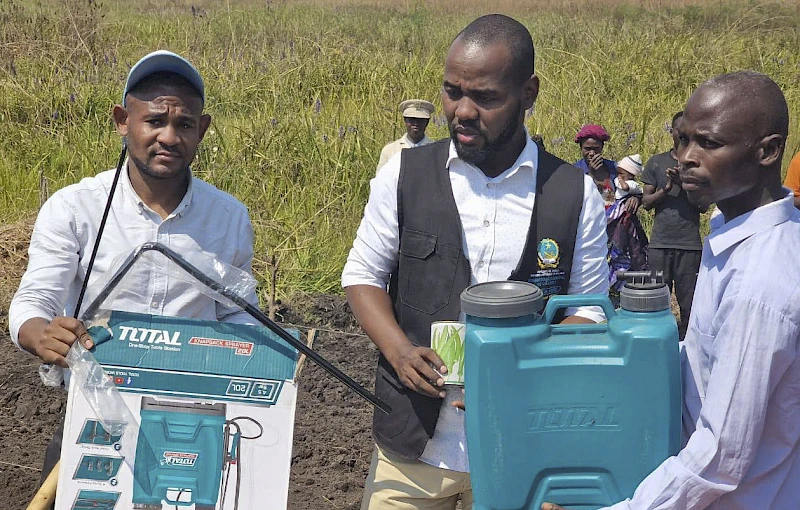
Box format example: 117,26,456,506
221,416,263,510
39,145,128,390
72,144,127,318
81,242,392,414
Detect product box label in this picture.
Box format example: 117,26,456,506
56,311,299,510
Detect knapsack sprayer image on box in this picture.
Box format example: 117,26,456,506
76,420,124,449
71,490,120,509
132,398,263,510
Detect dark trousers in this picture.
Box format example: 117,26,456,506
647,248,702,340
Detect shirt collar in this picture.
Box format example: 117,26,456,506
172,174,194,217
707,190,796,256
446,129,539,182
402,133,431,148
121,159,194,218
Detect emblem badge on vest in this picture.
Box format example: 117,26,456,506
529,238,566,297
537,238,560,268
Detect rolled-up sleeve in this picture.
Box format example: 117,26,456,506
9,194,81,348
602,296,798,509
567,174,610,322
341,153,402,289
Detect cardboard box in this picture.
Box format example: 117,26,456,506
56,311,299,510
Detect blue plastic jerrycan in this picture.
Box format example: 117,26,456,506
461,277,681,510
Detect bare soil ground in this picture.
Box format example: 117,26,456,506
0,219,680,509
0,215,378,509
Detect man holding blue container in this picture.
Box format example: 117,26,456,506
546,71,800,510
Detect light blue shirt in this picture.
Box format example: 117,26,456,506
605,191,800,509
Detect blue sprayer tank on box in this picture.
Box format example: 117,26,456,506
133,398,226,509
461,276,681,510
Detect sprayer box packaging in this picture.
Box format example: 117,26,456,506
56,311,299,510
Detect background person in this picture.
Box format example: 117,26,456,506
607,154,648,293
782,150,800,208
8,50,258,491
614,154,643,200
344,14,609,509
376,99,435,172
546,70,800,510
574,123,617,207
640,111,702,340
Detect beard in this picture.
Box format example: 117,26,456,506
129,151,190,181
448,116,520,169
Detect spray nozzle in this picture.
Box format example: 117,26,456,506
617,270,665,288
617,270,671,312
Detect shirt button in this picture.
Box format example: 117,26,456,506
478,261,485,268
483,220,490,227
486,182,494,189
151,301,158,309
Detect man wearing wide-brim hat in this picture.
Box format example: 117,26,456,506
376,99,435,173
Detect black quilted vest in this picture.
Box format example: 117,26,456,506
374,139,585,459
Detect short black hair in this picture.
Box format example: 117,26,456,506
702,71,788,138
671,111,683,127
454,14,534,85
125,71,203,105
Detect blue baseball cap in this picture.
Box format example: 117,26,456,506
123,50,205,106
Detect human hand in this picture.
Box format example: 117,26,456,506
623,195,641,214
389,343,447,399
588,153,604,171
541,503,568,510
451,387,465,411
665,166,681,190
19,316,93,368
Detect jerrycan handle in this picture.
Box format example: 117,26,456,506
544,293,616,325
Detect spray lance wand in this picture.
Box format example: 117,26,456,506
68,142,390,412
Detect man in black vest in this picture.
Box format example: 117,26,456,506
342,14,609,510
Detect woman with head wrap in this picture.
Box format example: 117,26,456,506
574,124,618,207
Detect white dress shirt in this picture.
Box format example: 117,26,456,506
604,191,800,510
10,164,257,348
343,135,609,472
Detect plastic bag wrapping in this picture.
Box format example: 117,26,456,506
38,362,65,387
66,341,156,494
66,342,131,437
79,243,258,324
38,244,258,389
47,243,258,493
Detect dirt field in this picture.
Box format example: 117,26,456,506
0,292,378,509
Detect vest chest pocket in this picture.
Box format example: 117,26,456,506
398,228,459,314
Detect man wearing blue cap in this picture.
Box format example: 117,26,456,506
9,50,257,488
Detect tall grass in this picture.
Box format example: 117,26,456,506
1,0,799,301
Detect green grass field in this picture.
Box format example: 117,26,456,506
1,0,799,303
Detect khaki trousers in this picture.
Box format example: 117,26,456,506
361,445,473,510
